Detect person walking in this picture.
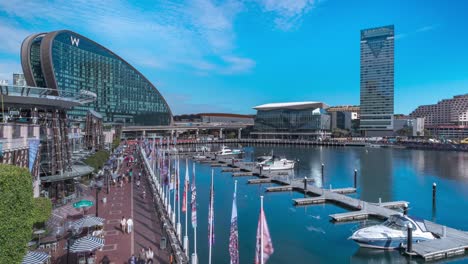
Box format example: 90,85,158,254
136,179,140,189
128,254,136,264
127,217,134,233
146,247,154,264
138,248,146,264
129,169,133,182
120,217,126,234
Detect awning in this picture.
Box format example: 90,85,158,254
72,216,105,229
40,164,94,182
22,251,50,264
69,236,104,253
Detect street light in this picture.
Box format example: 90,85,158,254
95,180,103,217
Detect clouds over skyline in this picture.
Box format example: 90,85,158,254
0,0,319,77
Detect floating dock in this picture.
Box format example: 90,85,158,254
191,153,468,262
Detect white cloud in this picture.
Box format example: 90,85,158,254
0,0,252,75
257,0,316,30
0,22,31,54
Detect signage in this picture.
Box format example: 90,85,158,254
70,36,80,47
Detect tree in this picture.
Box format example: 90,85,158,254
0,165,34,263
84,150,110,172
31,197,52,227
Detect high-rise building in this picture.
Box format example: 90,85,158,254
21,30,172,125
360,25,395,136
13,73,26,86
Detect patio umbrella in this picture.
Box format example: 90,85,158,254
22,251,50,264
69,236,104,253
73,200,94,209
72,216,105,229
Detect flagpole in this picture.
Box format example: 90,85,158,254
177,156,182,241
192,162,198,264
183,159,189,257
172,158,176,225
261,195,264,264
208,169,214,264
168,157,172,219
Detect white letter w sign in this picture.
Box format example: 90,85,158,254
70,36,80,47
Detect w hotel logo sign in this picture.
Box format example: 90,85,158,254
70,36,80,47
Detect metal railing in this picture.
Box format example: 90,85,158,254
0,84,96,105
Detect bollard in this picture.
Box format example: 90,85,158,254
442,226,446,237
304,177,308,192
354,169,357,189
403,203,408,215
329,184,332,190
321,163,324,181
432,183,437,203
379,197,382,206
406,225,413,253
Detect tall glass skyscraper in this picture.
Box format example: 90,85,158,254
360,25,394,135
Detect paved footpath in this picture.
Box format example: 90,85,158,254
95,143,171,264
133,165,170,264
95,152,134,263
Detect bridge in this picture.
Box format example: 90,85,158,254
122,123,251,139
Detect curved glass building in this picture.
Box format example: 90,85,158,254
21,30,172,125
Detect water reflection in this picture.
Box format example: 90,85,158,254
351,247,421,264
409,150,468,181
359,148,393,202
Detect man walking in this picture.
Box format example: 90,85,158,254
127,217,134,233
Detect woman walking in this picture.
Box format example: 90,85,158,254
120,217,126,234
146,247,154,264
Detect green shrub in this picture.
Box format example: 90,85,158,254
0,165,34,263
31,197,52,225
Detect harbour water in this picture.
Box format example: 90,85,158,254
175,145,468,263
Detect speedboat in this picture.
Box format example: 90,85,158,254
258,156,295,170
218,145,244,156
349,214,436,249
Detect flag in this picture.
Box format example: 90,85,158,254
182,160,189,212
208,171,215,247
191,163,197,228
229,182,239,264
175,159,180,201
255,205,274,264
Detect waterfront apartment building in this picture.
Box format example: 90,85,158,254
21,30,172,126
360,25,395,136
409,94,468,138
327,105,360,131
252,102,330,139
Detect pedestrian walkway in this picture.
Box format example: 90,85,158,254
94,148,135,263
133,169,170,264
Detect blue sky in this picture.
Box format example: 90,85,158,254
0,0,467,115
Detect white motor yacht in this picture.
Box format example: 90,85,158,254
218,145,244,156
258,156,295,170
349,214,436,249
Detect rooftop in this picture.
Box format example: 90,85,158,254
253,101,328,111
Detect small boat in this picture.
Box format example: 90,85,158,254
193,154,207,160
258,156,295,171
218,145,243,156
349,214,436,249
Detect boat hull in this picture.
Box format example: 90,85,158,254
352,237,431,250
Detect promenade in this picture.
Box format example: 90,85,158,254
93,143,171,263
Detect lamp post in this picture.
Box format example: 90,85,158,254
95,181,103,217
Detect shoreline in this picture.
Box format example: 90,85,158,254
171,138,468,152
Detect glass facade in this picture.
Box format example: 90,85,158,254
22,30,172,125
30,35,47,87
360,25,394,131
254,108,330,132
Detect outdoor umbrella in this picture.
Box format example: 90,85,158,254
73,200,94,209
69,236,104,253
72,216,105,229
22,251,50,264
